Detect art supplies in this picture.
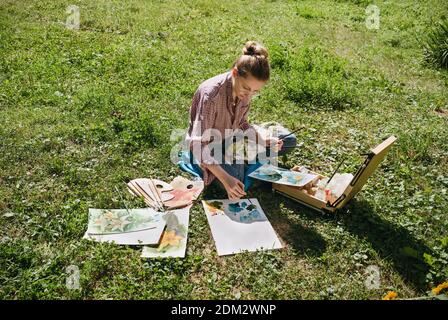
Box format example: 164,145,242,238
273,136,397,213
164,177,204,209
83,176,203,258
128,176,204,210
127,178,173,211
279,126,305,141
202,198,282,256
253,122,299,154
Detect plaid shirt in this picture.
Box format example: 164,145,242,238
186,71,253,185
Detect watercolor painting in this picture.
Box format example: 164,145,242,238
226,200,264,223
202,198,282,256
203,200,225,216
141,205,191,258
248,163,318,187
87,208,161,234
84,208,166,245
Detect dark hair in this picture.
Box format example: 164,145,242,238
233,41,270,81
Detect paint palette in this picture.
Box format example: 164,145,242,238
128,176,204,210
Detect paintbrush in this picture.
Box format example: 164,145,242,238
266,126,305,153
131,180,159,211
326,158,345,186
148,178,166,212
279,126,305,141
114,186,132,216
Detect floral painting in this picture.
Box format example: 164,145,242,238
87,208,161,235
141,205,191,258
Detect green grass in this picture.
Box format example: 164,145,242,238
424,18,448,69
1,0,447,299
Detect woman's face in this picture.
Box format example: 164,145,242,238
232,67,267,101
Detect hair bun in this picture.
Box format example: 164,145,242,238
242,41,269,59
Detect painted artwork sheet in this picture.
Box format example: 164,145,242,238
83,208,166,245
202,199,282,256
141,205,191,258
248,163,318,187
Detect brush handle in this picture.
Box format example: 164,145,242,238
279,126,304,141
326,159,345,185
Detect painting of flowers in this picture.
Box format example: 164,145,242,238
87,208,161,235
141,205,191,258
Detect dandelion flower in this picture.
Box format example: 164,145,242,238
382,291,397,300
432,281,448,295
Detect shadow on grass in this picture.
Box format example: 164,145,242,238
274,193,432,291
251,184,327,257
201,179,432,290
270,214,327,257
340,199,432,291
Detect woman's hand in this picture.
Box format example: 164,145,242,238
203,164,247,199
222,175,246,200
265,137,284,152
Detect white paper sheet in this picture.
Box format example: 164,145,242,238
202,199,282,256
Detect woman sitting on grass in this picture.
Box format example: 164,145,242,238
182,41,293,199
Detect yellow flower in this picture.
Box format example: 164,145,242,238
431,281,448,295
158,230,183,250
382,291,397,300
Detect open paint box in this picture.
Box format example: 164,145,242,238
272,136,397,213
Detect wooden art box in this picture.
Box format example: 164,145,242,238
272,136,397,213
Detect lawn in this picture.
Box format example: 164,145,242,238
0,0,447,299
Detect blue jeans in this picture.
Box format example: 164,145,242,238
177,132,296,191
177,150,264,192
